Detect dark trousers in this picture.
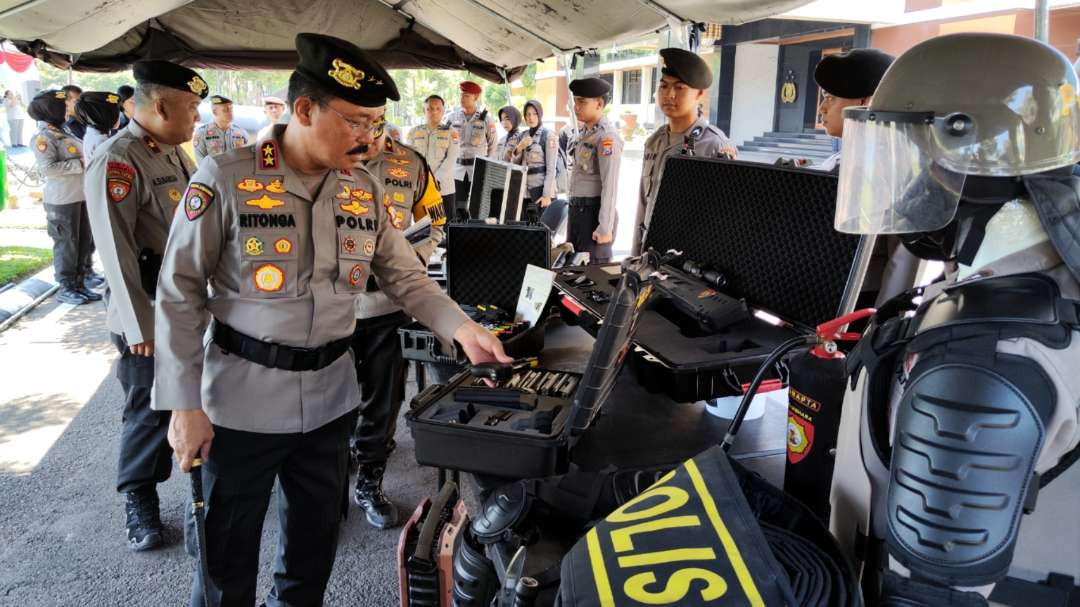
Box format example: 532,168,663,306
45,201,94,289
350,311,411,466
187,410,356,607
528,186,568,234
568,197,612,264
111,333,172,493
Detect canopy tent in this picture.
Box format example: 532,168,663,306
0,0,811,81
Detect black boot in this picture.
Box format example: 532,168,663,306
124,487,164,551
75,281,102,301
55,286,90,305
354,464,398,529
83,271,106,289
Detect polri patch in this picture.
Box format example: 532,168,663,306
106,161,136,203
184,182,216,221
599,138,614,157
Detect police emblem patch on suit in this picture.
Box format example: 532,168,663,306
184,183,215,221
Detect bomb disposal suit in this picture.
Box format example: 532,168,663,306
828,33,1080,606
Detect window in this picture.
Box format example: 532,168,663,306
622,69,642,105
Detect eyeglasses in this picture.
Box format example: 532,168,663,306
322,103,385,136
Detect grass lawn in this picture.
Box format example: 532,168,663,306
0,246,52,285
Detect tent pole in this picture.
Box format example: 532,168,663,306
563,53,577,134
1034,0,1050,42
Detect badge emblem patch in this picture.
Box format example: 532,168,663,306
347,263,365,287
245,237,264,256
274,238,293,255
363,239,375,256
265,178,286,194
786,413,814,465
184,183,216,221
245,195,285,210
328,58,365,90
168,188,182,202
260,141,278,169
342,234,357,255
253,263,284,292
339,201,370,216
237,178,264,193
106,161,135,203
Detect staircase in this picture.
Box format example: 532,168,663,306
735,128,839,166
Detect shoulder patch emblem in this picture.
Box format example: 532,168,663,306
253,263,284,292
245,194,286,210
259,141,278,169
184,183,216,221
35,136,47,152
273,238,293,255
265,178,286,194
328,58,365,90
67,145,78,154
237,178,264,193
106,161,136,203
363,238,375,256
387,157,410,166
335,185,352,201
339,200,370,216
599,138,614,157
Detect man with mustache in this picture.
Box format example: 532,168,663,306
152,33,510,605
633,48,737,256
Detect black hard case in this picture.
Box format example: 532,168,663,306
406,260,653,479
556,158,863,402
399,221,550,364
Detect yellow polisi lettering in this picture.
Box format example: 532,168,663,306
623,568,728,605
616,547,717,569
609,515,702,553
607,484,688,524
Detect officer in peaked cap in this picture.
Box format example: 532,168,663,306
192,94,250,164
634,48,738,255
153,32,510,605
83,58,206,553
814,48,894,171
567,77,623,263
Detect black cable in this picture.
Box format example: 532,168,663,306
721,335,815,451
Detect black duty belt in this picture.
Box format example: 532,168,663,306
457,157,475,166
212,321,351,372
526,167,546,175
569,197,600,208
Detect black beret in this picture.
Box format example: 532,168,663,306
210,95,233,105
569,77,611,99
27,89,68,126
117,85,134,102
659,48,712,89
294,33,399,107
133,60,209,99
813,48,895,99
75,91,121,132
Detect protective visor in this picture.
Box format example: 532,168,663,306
835,109,974,234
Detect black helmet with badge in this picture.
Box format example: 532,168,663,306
294,33,399,107
833,33,1080,279
132,60,209,99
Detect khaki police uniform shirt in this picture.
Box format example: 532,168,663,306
511,128,558,199
448,107,497,181
634,116,737,255
151,125,469,434
569,118,623,237
85,119,194,344
408,123,460,195
192,122,250,164
356,137,448,319
33,125,84,205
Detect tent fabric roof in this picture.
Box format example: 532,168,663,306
0,0,811,81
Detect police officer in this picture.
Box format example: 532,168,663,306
153,33,510,605
512,99,558,222
117,84,135,129
83,60,206,551
812,48,893,172
61,84,85,140
29,89,99,305
634,48,738,256
76,91,122,159
351,125,447,528
448,80,497,213
257,95,286,140
568,78,623,263
192,95,250,164
408,94,460,220
496,105,523,162
828,34,1080,605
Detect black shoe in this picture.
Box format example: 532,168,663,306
83,272,106,289
124,488,164,551
55,287,90,305
354,465,398,529
76,286,102,301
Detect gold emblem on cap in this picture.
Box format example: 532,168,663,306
328,58,365,90
54,91,66,99
187,76,208,96
106,94,120,104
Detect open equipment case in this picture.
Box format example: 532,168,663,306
405,253,657,479
399,220,550,365
556,157,865,402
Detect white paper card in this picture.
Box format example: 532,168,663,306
515,264,556,326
